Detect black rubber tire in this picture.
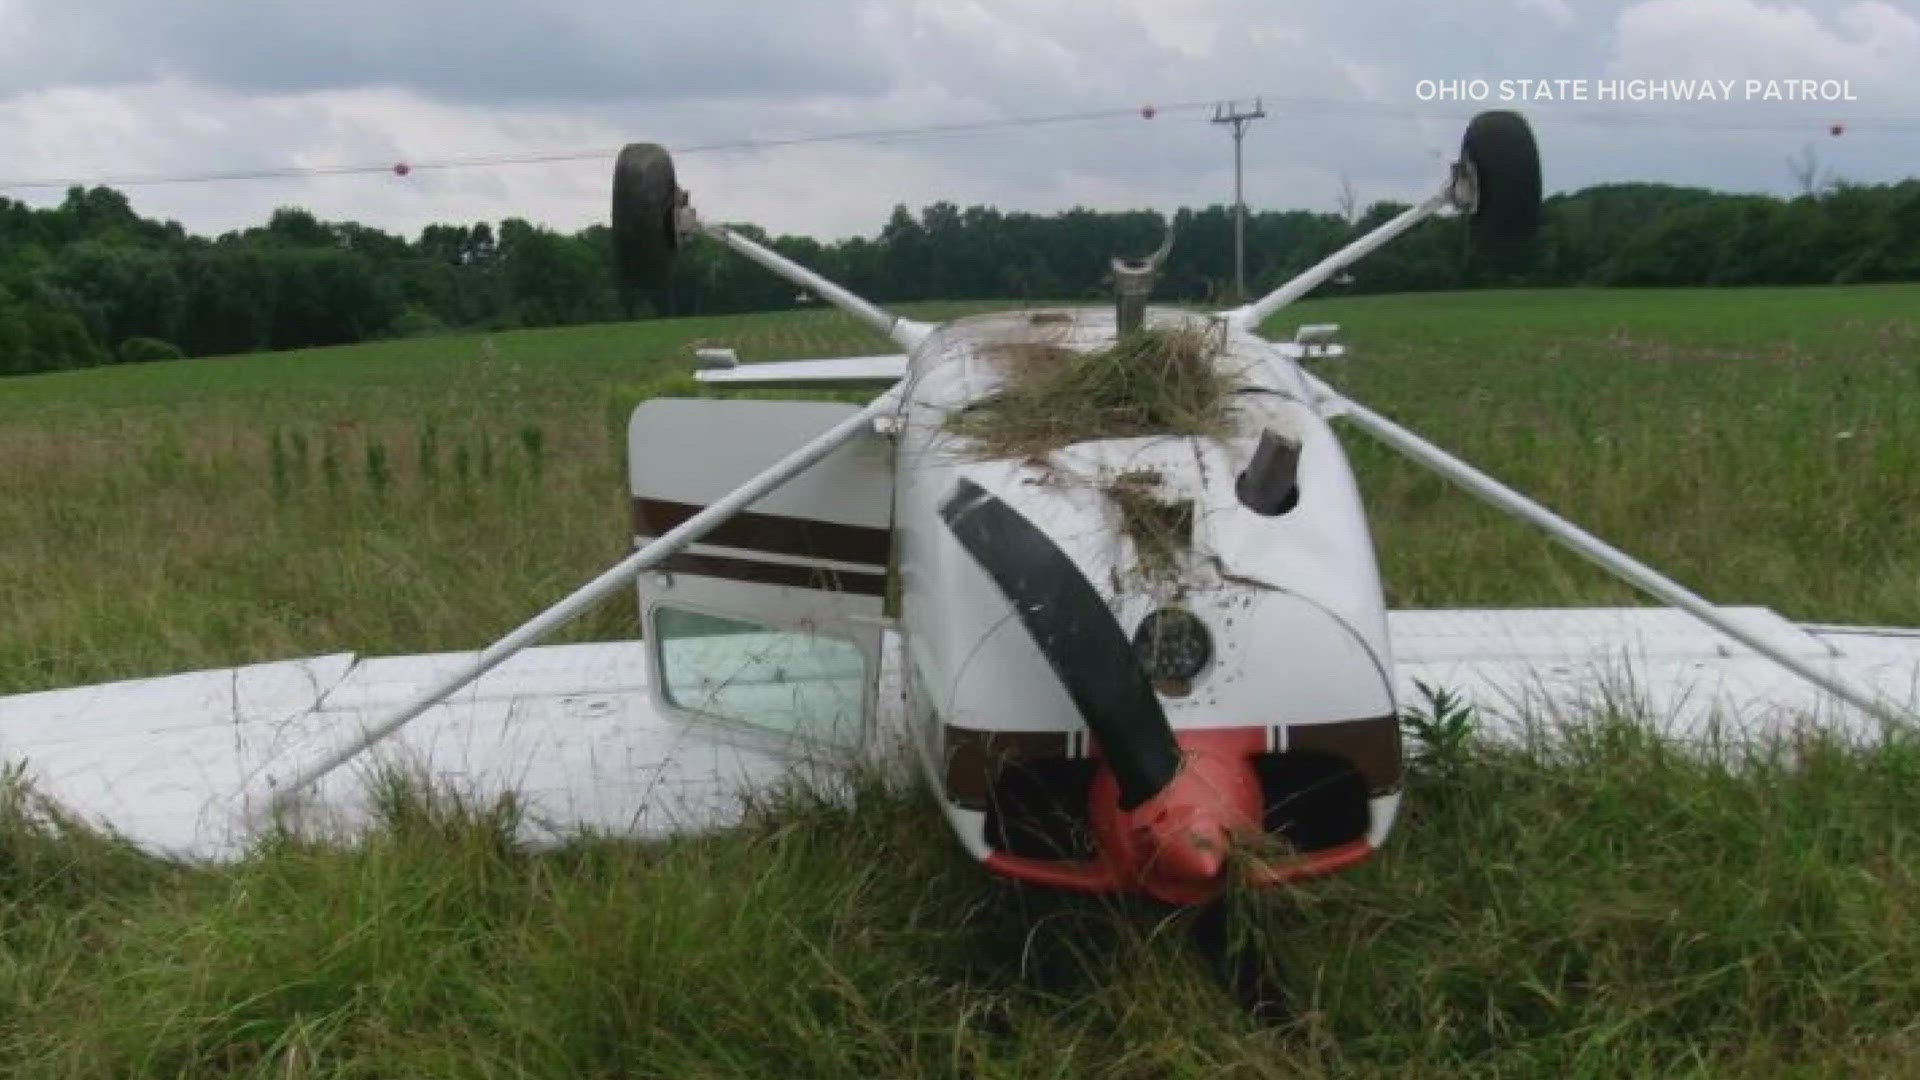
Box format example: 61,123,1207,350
1460,111,1541,247
612,143,680,290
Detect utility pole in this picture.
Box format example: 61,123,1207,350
1211,98,1265,303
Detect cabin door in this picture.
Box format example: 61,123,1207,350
627,398,894,755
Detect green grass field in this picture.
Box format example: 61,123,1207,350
1,285,1918,1076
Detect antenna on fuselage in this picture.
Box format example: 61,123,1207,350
1110,225,1174,333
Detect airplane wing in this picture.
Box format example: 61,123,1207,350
4,605,1917,863
691,345,1332,389
0,639,885,862
695,354,907,388
1389,606,1920,749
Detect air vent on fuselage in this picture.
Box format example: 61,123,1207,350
1252,750,1370,852
982,758,1099,861
1237,429,1301,516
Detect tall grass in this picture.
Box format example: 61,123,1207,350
1296,286,1920,623
0,718,1917,1075
0,287,1918,1074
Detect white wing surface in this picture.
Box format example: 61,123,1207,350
4,606,1917,861
0,641,850,862
1390,607,1920,747
694,354,907,388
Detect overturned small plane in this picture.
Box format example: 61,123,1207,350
4,111,1918,912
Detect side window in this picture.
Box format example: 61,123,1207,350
652,605,868,748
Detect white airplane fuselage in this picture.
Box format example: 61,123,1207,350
889,307,1402,903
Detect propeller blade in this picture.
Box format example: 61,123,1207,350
940,478,1181,810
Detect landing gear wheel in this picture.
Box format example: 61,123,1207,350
1458,110,1542,249
612,143,681,291
1190,896,1291,1025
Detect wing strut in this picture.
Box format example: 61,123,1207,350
1306,372,1917,730
265,386,903,814
704,224,931,351
1221,188,1450,332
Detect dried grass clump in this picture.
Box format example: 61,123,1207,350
945,322,1235,458
1104,468,1193,585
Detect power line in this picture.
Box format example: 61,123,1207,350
0,101,1219,191
1,92,1913,193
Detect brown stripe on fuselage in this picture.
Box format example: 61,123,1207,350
943,726,1072,811
652,551,888,597
1284,715,1403,794
633,497,891,567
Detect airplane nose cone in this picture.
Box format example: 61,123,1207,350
1136,810,1230,894
1089,742,1265,906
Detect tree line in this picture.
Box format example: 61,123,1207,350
3,177,1918,375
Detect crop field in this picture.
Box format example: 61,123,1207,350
1,285,1918,1076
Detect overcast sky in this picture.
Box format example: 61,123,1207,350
2,0,1916,240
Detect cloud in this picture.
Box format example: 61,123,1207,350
1574,0,1920,194
0,0,1915,242
1514,0,1577,26
1609,0,1920,91
0,1,892,103
0,81,626,234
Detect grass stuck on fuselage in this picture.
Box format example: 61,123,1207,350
943,319,1237,459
